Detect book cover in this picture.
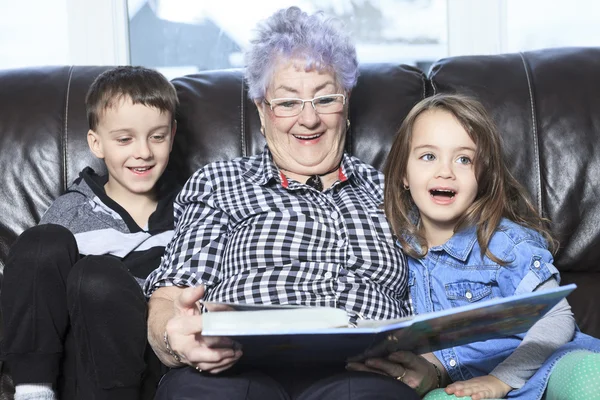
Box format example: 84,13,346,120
201,284,576,365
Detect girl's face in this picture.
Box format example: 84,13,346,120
403,109,478,246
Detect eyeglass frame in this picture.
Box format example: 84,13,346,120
263,94,347,117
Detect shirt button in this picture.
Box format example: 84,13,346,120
337,239,345,247
449,359,457,367
323,272,333,279
533,260,541,268
465,291,473,300
331,211,339,219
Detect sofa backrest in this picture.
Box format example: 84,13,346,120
0,47,599,337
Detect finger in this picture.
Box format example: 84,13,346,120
203,354,243,374
364,357,403,376
444,382,460,394
187,345,241,364
176,285,206,311
387,350,417,364
202,335,239,349
196,351,243,373
345,362,387,375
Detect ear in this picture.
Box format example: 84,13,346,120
169,120,177,152
254,99,266,134
87,129,104,159
402,176,409,188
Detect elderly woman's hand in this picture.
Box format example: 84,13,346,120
346,351,440,397
150,285,242,373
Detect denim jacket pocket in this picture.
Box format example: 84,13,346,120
444,281,493,308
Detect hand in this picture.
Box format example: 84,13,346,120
165,285,243,373
346,351,438,396
445,375,512,400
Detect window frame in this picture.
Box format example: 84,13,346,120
66,0,129,65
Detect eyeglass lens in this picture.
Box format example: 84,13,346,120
270,95,345,117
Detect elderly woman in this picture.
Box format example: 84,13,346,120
145,7,419,400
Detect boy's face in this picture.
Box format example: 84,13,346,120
87,96,175,203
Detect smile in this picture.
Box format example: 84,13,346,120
292,133,323,141
429,189,456,198
129,166,154,173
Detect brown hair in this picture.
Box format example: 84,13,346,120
85,66,178,131
383,93,557,263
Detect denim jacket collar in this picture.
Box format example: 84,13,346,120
427,225,479,262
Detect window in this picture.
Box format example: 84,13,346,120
504,0,600,52
127,0,448,79
1,0,598,72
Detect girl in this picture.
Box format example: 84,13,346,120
348,94,600,399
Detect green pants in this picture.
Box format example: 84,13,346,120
423,351,600,400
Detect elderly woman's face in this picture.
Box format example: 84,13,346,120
256,59,347,177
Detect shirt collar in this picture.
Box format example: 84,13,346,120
429,225,478,261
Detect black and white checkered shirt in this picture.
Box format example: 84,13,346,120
144,147,410,322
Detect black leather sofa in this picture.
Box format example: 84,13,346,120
0,46,599,398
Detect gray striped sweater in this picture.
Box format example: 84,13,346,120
40,167,180,286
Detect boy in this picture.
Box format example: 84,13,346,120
0,66,180,400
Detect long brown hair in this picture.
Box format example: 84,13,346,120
383,93,557,263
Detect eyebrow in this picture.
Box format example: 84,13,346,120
413,144,476,152
108,125,170,135
273,81,335,96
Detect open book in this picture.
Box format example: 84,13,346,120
200,284,576,365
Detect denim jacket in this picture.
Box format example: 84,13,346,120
405,218,600,399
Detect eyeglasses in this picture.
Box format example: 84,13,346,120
264,94,346,117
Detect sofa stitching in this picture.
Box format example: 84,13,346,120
420,71,427,99
430,67,438,95
240,74,246,157
519,52,543,214
63,66,74,192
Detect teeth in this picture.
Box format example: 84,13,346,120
132,167,150,172
430,189,455,197
294,133,321,140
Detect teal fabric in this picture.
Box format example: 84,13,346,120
423,388,473,399
423,388,501,400
545,350,600,400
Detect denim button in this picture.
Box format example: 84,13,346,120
449,359,457,367
465,291,473,299
533,260,541,268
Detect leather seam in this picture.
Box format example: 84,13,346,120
63,66,74,192
430,67,438,95
519,52,543,214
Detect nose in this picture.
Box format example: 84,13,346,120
135,140,153,159
297,100,320,128
435,159,455,179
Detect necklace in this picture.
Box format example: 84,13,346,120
305,165,340,192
